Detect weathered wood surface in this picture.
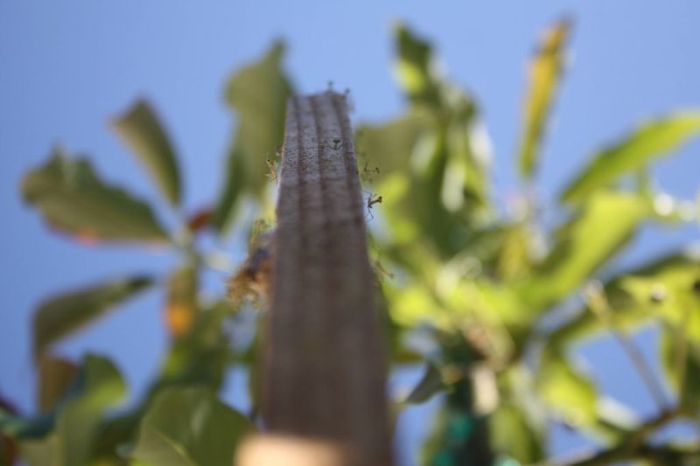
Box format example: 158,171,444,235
260,92,392,466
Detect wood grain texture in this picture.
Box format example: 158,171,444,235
261,92,392,466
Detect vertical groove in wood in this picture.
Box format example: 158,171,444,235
262,92,392,466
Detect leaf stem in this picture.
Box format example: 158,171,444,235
584,283,670,411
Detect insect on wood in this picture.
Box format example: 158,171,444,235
247,91,393,466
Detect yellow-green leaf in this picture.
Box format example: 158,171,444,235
522,191,649,309
549,250,700,348
537,353,597,427
22,148,169,244
112,99,182,207
33,276,153,357
517,18,571,179
562,112,700,203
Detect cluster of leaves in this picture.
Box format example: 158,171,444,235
359,19,700,466
2,16,700,466
1,44,291,466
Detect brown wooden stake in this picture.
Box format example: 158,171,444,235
256,92,393,466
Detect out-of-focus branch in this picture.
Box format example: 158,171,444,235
551,407,693,466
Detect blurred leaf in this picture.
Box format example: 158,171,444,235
356,112,430,180
660,326,700,410
490,402,545,464
33,276,153,357
537,352,597,427
131,387,252,466
495,222,534,281
0,434,17,466
112,99,182,207
443,103,492,214
562,112,700,203
393,23,440,106
492,367,546,464
550,249,700,348
22,148,169,244
517,18,571,179
37,356,78,413
404,363,445,404
0,396,18,466
149,301,234,401
20,354,127,466
214,41,292,235
164,265,198,339
522,191,648,309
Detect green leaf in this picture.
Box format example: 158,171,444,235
522,191,649,310
147,301,234,403
33,276,153,357
660,326,700,410
517,18,571,179
550,249,700,348
490,402,545,464
112,99,182,207
19,354,127,466
562,112,700,203
131,387,252,466
214,41,292,235
22,148,169,244
393,23,440,107
537,352,597,427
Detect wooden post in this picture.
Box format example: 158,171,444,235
248,92,393,466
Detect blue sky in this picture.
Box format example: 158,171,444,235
1,1,699,464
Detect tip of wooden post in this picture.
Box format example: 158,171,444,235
236,434,349,466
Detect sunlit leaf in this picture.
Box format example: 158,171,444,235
562,112,700,203
33,276,153,357
660,326,700,410
214,41,292,235
537,352,597,427
490,402,545,464
22,148,169,244
517,18,571,179
522,191,649,310
443,102,492,214
37,356,78,413
131,387,252,466
550,249,700,348
164,265,198,339
112,99,182,207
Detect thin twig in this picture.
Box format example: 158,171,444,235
550,407,688,466
584,283,670,411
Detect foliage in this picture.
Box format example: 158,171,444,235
4,16,700,466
